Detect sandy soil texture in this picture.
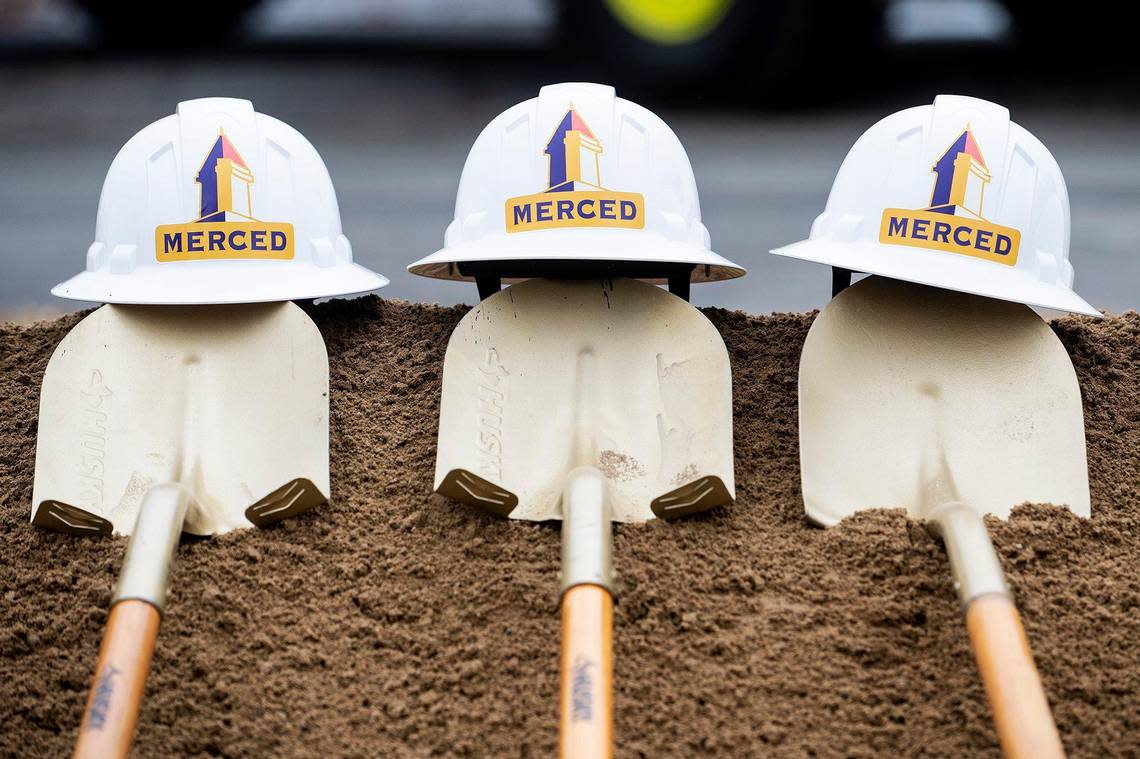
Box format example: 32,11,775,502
1,298,1137,758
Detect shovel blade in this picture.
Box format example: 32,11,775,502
798,276,1090,527
32,302,330,536
435,278,734,522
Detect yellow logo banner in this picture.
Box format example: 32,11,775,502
155,222,295,262
505,191,645,233
879,209,1020,266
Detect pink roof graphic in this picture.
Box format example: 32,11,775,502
215,133,248,168
567,108,595,139
960,128,986,168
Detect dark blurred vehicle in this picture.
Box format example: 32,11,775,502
71,0,261,45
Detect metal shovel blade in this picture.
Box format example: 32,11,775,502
434,277,734,522
798,276,1090,527
32,301,330,536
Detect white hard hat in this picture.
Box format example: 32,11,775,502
408,82,744,286
772,95,1099,317
53,98,388,304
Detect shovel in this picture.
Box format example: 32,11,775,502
435,277,735,757
799,276,1088,759
32,301,329,758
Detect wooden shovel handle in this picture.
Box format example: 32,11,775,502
74,600,161,759
560,584,613,759
966,594,1065,759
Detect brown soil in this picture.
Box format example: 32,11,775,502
1,298,1137,758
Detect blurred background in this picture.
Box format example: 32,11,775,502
1,0,1136,320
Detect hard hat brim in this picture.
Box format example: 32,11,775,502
51,261,389,305
771,239,1101,318
408,230,745,284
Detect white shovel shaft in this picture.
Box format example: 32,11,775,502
930,502,1008,607
561,467,613,595
112,485,193,612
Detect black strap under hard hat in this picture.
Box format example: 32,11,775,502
831,266,854,298
459,260,697,302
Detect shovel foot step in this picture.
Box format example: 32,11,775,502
437,469,519,518
245,479,327,528
32,501,113,536
651,476,732,520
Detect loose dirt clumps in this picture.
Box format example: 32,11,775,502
1,298,1137,757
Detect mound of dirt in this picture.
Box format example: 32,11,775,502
1,298,1137,758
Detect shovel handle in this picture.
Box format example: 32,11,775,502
966,594,1065,759
560,584,613,759
73,600,161,759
